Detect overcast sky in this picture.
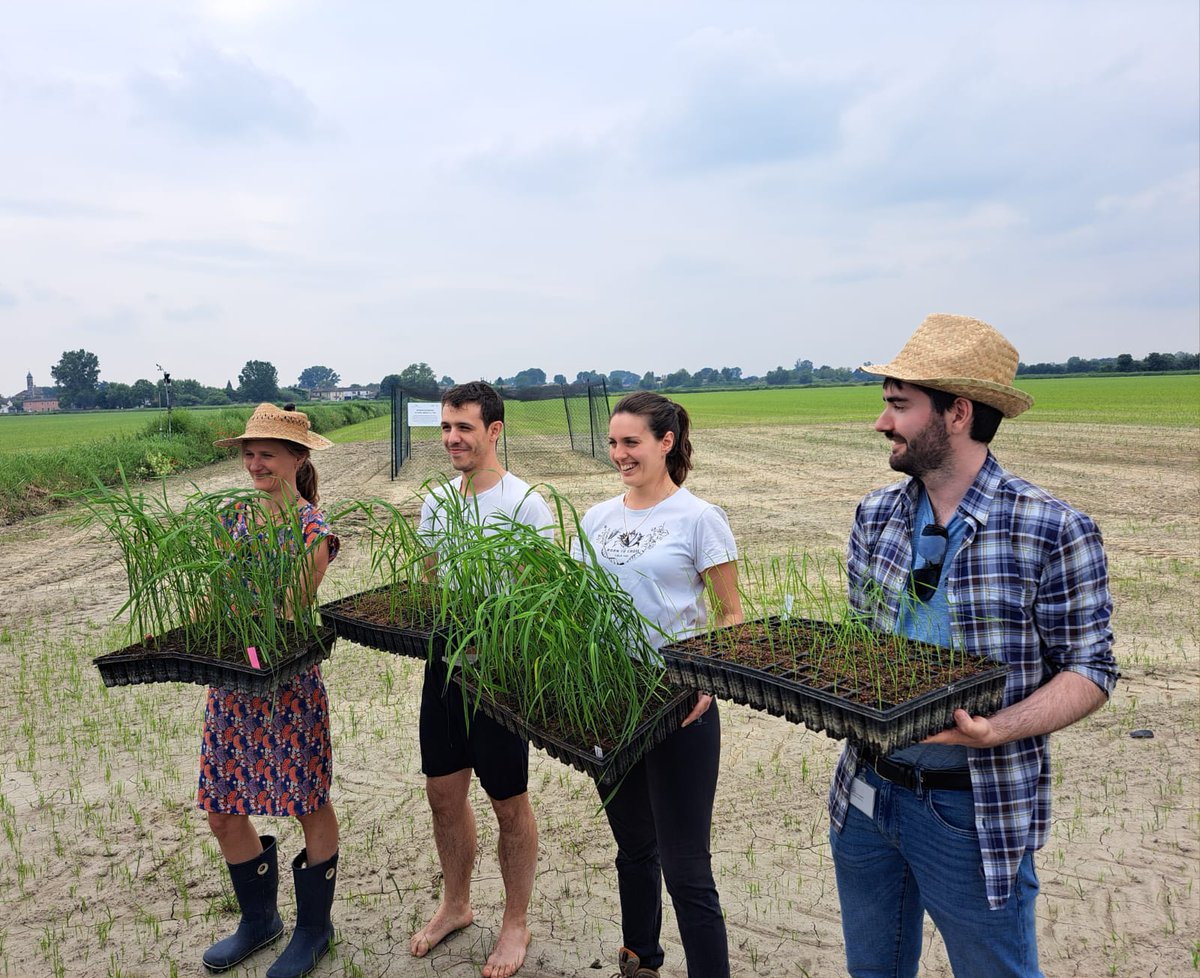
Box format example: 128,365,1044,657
2,1,1197,393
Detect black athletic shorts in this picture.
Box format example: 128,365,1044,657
419,661,529,801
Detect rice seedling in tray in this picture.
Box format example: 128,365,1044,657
443,491,689,783
660,553,1008,755
80,473,337,694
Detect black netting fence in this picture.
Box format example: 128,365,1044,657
564,379,614,459
392,382,612,480
390,387,410,478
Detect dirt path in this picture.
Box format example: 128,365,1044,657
0,422,1196,977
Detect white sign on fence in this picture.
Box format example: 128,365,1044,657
407,401,442,427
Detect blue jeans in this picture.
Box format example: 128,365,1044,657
601,701,727,978
829,766,1043,978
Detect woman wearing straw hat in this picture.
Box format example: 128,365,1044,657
199,403,341,978
827,315,1117,977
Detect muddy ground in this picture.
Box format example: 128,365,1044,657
1,420,1196,977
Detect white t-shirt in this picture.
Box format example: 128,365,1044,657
576,487,737,650
419,472,554,547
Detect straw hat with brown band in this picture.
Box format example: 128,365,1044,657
214,403,334,451
860,313,1035,419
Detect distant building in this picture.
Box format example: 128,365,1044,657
10,372,60,412
310,384,379,401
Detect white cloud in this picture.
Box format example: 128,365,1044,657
0,1,1195,391
129,44,316,140
200,0,300,25
1096,169,1200,217
162,302,222,323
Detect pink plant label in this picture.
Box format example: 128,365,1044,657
247,646,261,669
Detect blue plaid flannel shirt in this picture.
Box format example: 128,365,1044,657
828,452,1118,909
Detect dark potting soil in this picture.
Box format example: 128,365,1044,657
339,589,443,631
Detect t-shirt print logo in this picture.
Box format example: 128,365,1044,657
599,524,668,565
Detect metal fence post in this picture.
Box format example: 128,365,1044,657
390,385,398,479
588,384,597,459
499,386,509,469
562,383,574,452
402,389,410,468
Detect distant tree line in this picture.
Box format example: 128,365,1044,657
482,360,870,391
1016,352,1200,375
17,346,1200,413
26,354,346,411
486,350,1200,392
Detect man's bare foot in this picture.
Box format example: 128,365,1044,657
410,902,474,958
481,921,531,978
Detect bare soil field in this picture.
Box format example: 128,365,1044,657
1,420,1196,977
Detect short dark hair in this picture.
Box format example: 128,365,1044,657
442,381,504,427
884,378,1003,444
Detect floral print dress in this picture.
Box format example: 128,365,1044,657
197,501,339,817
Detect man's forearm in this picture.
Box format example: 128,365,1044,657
924,669,1110,748
988,669,1109,743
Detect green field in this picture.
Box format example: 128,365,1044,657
0,402,387,453
1014,374,1198,425
675,374,1199,428
0,401,388,524
0,409,173,453
326,412,392,442
326,374,1199,446
4,375,1195,459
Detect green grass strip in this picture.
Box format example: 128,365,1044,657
0,401,387,523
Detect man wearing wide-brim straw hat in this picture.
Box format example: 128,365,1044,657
860,312,1035,419
826,313,1118,976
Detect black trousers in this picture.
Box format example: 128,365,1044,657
601,700,728,978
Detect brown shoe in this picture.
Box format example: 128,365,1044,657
615,947,659,978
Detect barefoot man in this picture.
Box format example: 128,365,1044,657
411,382,552,978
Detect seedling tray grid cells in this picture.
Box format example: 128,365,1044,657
660,617,1008,756
319,585,449,660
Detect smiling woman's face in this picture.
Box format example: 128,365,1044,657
608,411,673,492
241,439,303,496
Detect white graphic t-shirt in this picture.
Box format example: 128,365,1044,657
420,472,553,541
575,487,737,650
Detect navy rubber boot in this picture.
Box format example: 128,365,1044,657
266,849,338,978
202,835,286,973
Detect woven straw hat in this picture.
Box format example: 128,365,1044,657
862,313,1034,418
214,403,333,450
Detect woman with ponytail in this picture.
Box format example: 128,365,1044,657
575,391,742,978
200,403,341,978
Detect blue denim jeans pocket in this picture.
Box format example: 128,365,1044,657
925,787,976,838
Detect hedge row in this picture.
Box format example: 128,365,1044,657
0,401,388,524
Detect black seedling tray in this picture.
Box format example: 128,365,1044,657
319,585,449,660
455,676,696,785
660,618,1008,756
94,623,336,696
